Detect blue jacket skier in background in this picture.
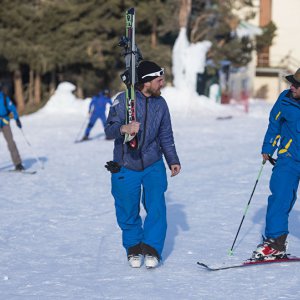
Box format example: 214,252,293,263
252,68,300,261
105,61,181,269
0,83,24,171
81,89,112,141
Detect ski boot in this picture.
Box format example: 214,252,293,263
144,255,159,268
252,234,288,261
142,243,160,269
15,163,25,171
81,135,89,141
127,243,143,268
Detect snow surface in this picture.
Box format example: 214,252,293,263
1,85,300,300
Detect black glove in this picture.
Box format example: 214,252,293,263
105,161,121,173
268,155,277,166
16,119,22,128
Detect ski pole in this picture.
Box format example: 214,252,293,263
20,128,44,170
228,160,266,256
74,114,90,142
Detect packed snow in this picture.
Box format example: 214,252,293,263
1,83,300,300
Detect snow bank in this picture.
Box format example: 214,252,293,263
162,86,239,117
38,81,244,120
41,82,89,116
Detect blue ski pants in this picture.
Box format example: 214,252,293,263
111,159,168,257
265,157,300,238
84,112,106,137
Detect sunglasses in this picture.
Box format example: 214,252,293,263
291,82,300,89
141,68,165,79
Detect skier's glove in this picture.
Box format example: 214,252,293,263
105,161,121,173
16,119,22,128
268,155,277,166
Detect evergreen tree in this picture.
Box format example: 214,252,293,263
0,0,180,106
187,0,257,67
255,21,277,53
134,0,179,81
0,0,38,111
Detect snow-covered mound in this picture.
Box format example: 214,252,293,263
39,81,248,120
162,86,242,117
41,82,89,115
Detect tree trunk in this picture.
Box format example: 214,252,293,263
29,69,34,105
76,84,84,99
34,72,41,105
49,70,56,96
13,69,25,113
179,0,192,28
151,18,157,49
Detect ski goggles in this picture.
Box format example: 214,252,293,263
141,68,165,79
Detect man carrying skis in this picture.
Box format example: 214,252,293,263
105,60,181,268
81,89,112,141
0,83,24,171
252,68,300,260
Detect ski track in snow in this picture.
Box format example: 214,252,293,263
1,101,300,300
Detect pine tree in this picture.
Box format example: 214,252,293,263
0,0,180,105
0,0,38,112
255,21,277,53
187,0,257,67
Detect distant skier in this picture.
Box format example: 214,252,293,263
105,61,181,269
0,83,24,171
252,68,300,260
81,89,112,141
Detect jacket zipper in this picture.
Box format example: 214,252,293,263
140,97,149,170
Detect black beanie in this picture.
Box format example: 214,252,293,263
137,60,164,83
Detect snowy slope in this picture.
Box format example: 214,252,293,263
1,86,300,300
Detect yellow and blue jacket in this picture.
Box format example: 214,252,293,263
262,89,300,160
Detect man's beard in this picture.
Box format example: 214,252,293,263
292,90,300,100
146,86,161,97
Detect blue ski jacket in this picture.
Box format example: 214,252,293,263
0,92,19,128
262,89,300,161
105,90,180,171
89,92,112,116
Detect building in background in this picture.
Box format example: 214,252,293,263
254,0,300,102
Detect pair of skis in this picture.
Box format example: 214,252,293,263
119,8,143,150
197,256,300,271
